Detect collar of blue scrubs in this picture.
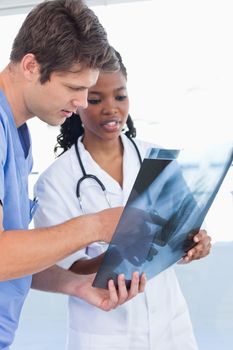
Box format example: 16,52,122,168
0,89,32,175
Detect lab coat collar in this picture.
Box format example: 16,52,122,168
72,134,141,198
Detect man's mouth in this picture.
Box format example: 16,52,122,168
61,109,74,118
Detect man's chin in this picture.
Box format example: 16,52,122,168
47,117,66,127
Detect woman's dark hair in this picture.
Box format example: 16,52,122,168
54,49,137,156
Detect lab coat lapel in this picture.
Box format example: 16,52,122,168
76,137,122,195
121,134,142,204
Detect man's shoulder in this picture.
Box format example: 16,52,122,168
0,96,12,143
0,90,10,122
0,105,8,128
36,146,76,184
0,106,8,157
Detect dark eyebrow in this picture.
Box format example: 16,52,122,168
115,86,127,92
89,86,127,95
65,84,88,90
67,67,83,73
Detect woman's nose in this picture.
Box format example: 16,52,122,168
103,103,118,115
102,107,118,115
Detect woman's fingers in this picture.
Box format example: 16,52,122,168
182,229,212,263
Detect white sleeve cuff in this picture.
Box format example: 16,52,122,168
56,250,88,270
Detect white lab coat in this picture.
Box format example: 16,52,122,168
34,134,198,350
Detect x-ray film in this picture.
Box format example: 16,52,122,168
93,143,233,289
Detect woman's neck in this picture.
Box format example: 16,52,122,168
83,135,123,158
82,134,124,187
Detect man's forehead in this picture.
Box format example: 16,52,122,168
53,65,99,78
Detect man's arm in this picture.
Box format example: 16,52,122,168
0,205,122,281
32,265,146,312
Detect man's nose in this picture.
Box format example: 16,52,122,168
72,90,88,110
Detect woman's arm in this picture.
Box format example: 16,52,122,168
69,254,105,275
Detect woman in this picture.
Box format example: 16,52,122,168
33,50,211,350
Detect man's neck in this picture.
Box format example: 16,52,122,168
0,65,31,127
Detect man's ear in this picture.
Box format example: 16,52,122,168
21,54,40,81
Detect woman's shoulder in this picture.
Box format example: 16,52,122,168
134,138,158,149
126,136,160,158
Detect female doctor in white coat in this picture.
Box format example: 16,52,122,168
33,50,211,350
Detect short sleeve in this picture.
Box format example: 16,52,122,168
34,167,89,269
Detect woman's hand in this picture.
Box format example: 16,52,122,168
181,229,211,263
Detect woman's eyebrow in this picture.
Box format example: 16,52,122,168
115,86,127,92
89,86,126,95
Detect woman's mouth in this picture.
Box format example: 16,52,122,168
100,119,121,132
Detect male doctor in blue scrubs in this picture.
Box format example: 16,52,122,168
0,0,145,348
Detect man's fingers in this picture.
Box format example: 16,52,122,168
127,271,140,300
139,272,147,293
116,274,128,305
106,271,147,310
106,279,119,310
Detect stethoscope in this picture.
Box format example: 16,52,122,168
75,135,143,213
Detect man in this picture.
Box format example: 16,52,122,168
0,0,145,348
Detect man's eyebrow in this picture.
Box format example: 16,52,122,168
65,83,88,90
67,67,83,73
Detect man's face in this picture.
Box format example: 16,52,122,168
25,64,99,126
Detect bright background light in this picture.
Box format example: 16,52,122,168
0,0,232,242
1,2,233,350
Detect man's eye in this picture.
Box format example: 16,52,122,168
116,95,127,101
88,99,101,105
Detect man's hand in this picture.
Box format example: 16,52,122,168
181,229,211,263
70,271,146,311
96,207,123,243
96,206,163,245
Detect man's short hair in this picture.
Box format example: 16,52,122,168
10,0,119,83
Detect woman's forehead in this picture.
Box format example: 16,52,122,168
89,71,127,91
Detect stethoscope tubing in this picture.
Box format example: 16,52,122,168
75,135,142,213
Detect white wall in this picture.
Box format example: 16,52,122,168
1,2,233,349
0,0,232,241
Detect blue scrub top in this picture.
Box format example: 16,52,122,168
0,90,34,349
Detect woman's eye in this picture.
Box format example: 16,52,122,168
116,95,127,101
88,99,101,105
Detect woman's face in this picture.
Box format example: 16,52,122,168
77,70,129,142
